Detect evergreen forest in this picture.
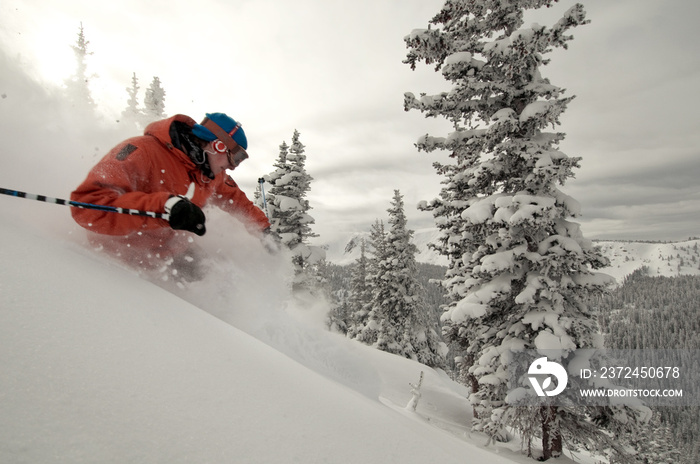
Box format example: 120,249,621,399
598,269,700,462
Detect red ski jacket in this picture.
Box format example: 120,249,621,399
70,114,270,262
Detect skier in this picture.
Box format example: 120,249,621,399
70,112,273,280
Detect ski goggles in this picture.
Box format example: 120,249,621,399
226,144,249,168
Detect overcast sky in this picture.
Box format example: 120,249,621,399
1,0,699,246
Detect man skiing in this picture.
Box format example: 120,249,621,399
70,112,272,279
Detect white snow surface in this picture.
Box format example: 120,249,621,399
1,201,576,464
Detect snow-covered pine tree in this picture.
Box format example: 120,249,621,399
120,72,144,129
263,131,323,293
358,191,446,367
64,22,95,116
314,259,345,332
346,239,373,340
353,220,388,346
327,296,350,334
274,141,289,171
144,76,166,122
404,1,645,461
287,130,317,244
386,190,446,367
260,141,289,223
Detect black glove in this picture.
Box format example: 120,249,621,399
167,196,206,236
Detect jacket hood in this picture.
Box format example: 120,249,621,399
144,114,197,145
143,114,202,172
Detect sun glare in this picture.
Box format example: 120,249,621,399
2,1,78,86
32,36,75,85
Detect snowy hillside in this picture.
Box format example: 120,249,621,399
0,200,608,464
324,229,700,284
594,239,700,283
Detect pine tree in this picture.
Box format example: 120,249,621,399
274,141,289,171
64,22,95,115
287,130,317,245
313,259,343,332
263,131,323,293
405,2,644,460
260,141,289,221
354,220,388,346
327,297,350,334
355,192,446,367
121,72,144,128
346,239,373,339
144,76,166,121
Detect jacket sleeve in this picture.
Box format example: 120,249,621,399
212,175,271,232
70,142,172,236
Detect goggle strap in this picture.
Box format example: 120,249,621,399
201,118,241,153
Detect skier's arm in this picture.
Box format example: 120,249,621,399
70,143,171,235
211,175,271,232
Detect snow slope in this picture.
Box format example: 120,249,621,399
595,239,700,283
2,200,588,464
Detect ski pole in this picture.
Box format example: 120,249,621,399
257,177,270,219
0,187,170,221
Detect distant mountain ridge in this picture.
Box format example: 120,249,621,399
323,230,700,284
594,239,700,282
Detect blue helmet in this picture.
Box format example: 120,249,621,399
192,112,248,150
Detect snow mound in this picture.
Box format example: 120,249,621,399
0,202,532,463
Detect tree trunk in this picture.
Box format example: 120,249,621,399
462,354,480,419
540,405,562,461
